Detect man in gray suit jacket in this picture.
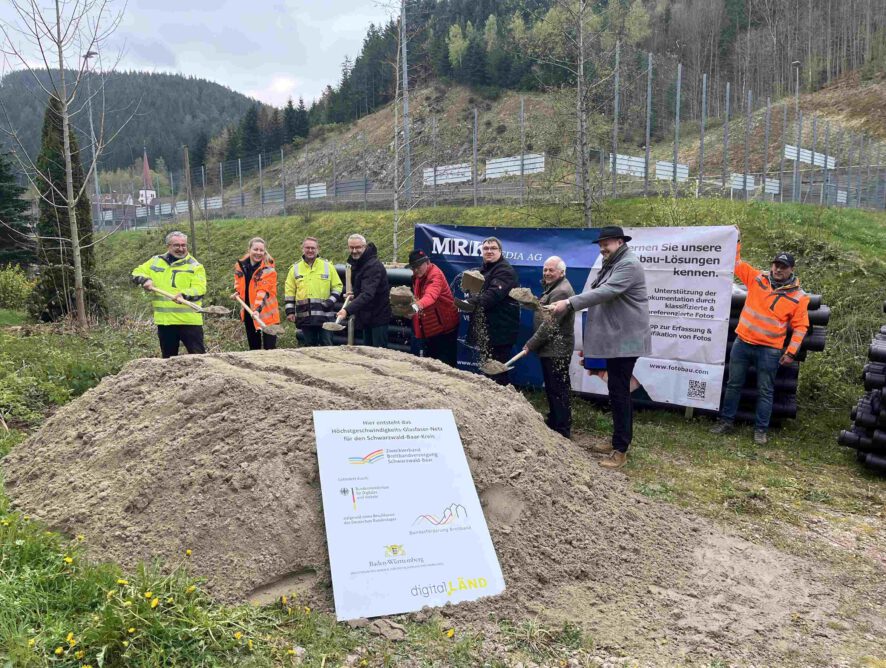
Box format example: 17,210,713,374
523,256,575,439
547,226,651,469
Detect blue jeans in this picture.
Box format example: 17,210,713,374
301,326,334,346
720,338,782,431
359,325,389,348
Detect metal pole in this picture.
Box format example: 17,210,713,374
779,104,788,202
169,169,175,217
520,97,526,205
363,133,369,211
612,40,620,199
857,135,865,207
644,52,652,197
865,136,873,208
763,97,771,200
722,82,730,191
793,66,801,201
673,63,682,190
306,149,311,202
183,145,197,257
472,108,478,207
332,140,338,202
219,162,224,213
281,147,287,215
432,116,438,207
847,133,855,207
698,73,707,197
811,116,818,203
876,142,883,209
259,153,264,216
238,158,244,208
400,0,412,202
823,122,831,205
743,89,751,200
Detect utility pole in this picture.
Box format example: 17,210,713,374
183,145,197,257
400,0,412,202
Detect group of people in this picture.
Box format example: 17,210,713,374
132,224,809,469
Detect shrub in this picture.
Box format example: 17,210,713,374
0,264,35,310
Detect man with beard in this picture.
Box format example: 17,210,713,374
338,234,391,347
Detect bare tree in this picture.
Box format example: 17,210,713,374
0,0,126,328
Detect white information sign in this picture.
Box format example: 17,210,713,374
313,409,505,621
571,226,738,410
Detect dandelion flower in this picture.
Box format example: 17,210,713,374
74,649,84,659
166,597,173,604
127,628,136,634
150,598,159,609
63,556,74,564
186,585,196,594
144,591,152,599
76,534,84,541
23,515,30,521
280,595,288,605
304,606,311,614
116,579,128,586
446,628,455,638
185,549,192,557
122,641,129,648
122,600,132,607
54,647,63,655
28,639,35,648
233,631,242,641
247,639,253,651
287,649,296,656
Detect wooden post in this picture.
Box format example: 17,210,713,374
183,145,197,257
345,264,355,346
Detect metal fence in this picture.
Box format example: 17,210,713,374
80,50,886,231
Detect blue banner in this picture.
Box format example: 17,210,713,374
414,224,601,386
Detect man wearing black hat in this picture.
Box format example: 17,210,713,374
408,249,460,367
548,225,651,469
711,243,809,444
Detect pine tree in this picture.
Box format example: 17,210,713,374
0,151,33,265
283,97,298,144
294,97,310,138
30,96,104,321
190,131,209,168
239,105,263,156
265,108,284,152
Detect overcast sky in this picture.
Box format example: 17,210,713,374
1,0,395,107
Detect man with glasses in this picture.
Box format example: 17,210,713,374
131,231,207,358
338,234,391,347
284,237,343,346
458,236,520,384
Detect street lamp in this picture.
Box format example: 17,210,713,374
82,51,102,217
792,60,801,201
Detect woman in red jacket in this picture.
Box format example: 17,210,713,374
233,237,280,350
408,249,460,367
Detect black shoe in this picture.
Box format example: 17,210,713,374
710,421,734,435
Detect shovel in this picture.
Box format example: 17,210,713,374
454,297,477,313
322,295,352,332
480,349,528,376
148,286,230,315
509,287,541,311
233,295,286,336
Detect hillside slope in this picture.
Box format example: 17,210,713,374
0,70,260,171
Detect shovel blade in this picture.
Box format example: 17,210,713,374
480,360,509,376
262,325,286,336
322,323,345,332
202,305,232,315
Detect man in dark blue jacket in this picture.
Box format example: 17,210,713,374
459,236,520,384
338,234,391,347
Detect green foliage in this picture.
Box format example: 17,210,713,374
0,151,34,266
0,69,256,172
29,96,105,322
0,265,35,310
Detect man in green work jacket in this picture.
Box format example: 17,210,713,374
131,230,207,358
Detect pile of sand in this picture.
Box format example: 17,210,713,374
2,347,873,664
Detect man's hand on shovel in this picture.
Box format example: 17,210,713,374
546,299,570,315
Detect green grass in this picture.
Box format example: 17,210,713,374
0,309,26,326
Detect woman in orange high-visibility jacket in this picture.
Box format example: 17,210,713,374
711,240,810,444
232,237,280,350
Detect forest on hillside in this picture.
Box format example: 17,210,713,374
0,70,258,172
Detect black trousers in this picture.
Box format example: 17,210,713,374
423,328,458,367
300,325,333,346
488,344,514,386
157,325,206,359
359,325,388,348
606,356,638,452
244,319,277,351
540,356,572,438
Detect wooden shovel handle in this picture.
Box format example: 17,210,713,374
148,286,203,312
504,349,529,368
234,295,269,330
333,295,352,325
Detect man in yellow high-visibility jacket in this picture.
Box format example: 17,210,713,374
131,231,207,358
284,236,343,345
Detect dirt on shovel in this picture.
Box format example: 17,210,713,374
460,270,485,294
509,287,540,310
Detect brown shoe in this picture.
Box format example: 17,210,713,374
599,450,627,469
588,441,614,454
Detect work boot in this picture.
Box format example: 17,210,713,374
710,420,734,435
754,430,768,445
599,450,627,469
587,441,614,454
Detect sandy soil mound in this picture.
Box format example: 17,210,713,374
2,347,873,664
